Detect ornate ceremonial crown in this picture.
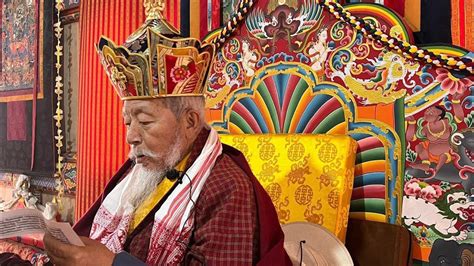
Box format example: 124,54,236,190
97,0,215,100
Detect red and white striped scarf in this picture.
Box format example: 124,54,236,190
89,129,222,265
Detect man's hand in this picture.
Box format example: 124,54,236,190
43,233,115,266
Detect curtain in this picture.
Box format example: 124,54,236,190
451,0,473,50
75,0,146,220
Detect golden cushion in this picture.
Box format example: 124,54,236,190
220,134,357,242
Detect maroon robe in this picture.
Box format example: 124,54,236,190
74,129,290,265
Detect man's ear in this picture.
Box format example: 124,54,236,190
182,109,202,138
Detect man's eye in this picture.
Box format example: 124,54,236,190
139,121,153,126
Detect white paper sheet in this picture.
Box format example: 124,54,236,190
0,208,84,246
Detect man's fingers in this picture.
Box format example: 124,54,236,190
43,233,77,257
45,252,67,266
79,236,100,245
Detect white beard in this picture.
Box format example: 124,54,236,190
124,133,184,210
122,165,165,209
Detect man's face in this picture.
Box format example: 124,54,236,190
123,99,183,171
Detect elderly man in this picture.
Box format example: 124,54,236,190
43,2,289,266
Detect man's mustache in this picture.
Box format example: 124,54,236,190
128,148,159,160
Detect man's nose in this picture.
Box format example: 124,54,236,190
126,126,142,146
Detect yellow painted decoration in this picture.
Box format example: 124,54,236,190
349,212,386,222
447,58,457,66
409,46,418,53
